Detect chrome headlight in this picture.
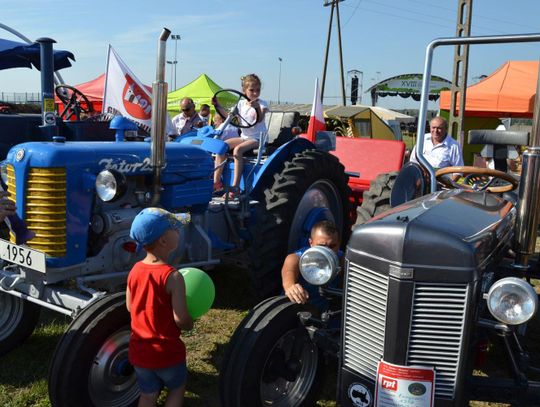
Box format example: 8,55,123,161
95,170,127,202
299,246,339,286
486,277,538,325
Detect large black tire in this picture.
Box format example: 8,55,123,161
355,171,398,225
220,296,324,407
0,292,41,355
249,149,351,299
48,292,138,407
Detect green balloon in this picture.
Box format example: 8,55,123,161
179,267,215,319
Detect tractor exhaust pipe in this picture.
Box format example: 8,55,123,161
149,27,171,206
513,62,540,268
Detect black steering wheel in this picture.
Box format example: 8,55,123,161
213,89,259,129
55,84,94,121
435,166,518,193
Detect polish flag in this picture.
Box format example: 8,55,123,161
305,77,326,143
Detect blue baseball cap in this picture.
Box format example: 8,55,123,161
130,207,186,252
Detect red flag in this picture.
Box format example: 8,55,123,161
305,78,326,142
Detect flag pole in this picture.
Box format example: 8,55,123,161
101,45,112,114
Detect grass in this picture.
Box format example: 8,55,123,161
0,266,538,406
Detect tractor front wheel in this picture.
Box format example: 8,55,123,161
0,293,40,356
220,296,324,407
48,292,138,407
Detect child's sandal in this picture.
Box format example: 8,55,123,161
222,187,239,200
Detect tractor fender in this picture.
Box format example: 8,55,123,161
250,137,316,198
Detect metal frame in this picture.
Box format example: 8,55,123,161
414,32,540,192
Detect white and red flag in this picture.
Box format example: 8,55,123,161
103,45,173,134
305,77,326,143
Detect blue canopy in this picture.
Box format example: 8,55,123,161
0,38,75,71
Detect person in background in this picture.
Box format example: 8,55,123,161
212,74,268,199
127,208,193,407
171,98,203,136
410,116,464,169
198,103,211,126
281,220,341,307
213,113,240,141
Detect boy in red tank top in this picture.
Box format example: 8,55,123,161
127,208,193,407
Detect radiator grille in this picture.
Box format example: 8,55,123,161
407,283,468,399
8,166,67,257
343,262,388,379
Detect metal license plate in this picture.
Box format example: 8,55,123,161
0,238,46,273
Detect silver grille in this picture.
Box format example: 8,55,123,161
343,262,389,379
407,283,469,399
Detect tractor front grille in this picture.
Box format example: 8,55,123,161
343,261,389,379
407,283,468,400
7,165,67,257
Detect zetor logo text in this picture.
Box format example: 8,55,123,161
381,377,398,391
99,157,154,173
123,74,152,120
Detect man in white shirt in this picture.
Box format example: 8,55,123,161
171,98,203,136
410,116,464,169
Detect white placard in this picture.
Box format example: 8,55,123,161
0,238,46,273
375,360,435,407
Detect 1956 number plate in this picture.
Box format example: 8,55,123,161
0,238,46,273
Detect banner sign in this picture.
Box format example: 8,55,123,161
103,46,174,134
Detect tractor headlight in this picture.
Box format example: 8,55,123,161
299,246,339,286
96,170,127,202
486,278,538,325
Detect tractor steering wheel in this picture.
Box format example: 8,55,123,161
55,84,94,121
213,89,259,129
435,166,518,193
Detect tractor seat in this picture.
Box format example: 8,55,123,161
250,111,300,156
468,129,529,172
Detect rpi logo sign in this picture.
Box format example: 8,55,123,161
381,377,398,391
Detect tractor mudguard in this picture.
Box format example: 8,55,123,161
249,137,316,199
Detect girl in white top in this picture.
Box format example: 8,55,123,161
213,74,268,199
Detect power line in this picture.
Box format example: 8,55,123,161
339,0,519,35
404,0,540,31
343,0,363,27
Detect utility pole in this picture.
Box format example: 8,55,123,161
449,0,473,146
321,0,347,105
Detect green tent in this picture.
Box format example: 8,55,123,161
167,73,237,115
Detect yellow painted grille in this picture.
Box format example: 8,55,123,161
8,165,67,257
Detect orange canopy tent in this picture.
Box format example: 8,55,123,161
439,61,538,118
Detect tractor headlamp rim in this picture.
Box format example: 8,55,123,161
299,245,339,286
487,277,538,325
95,170,127,202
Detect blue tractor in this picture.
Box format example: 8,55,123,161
0,29,351,406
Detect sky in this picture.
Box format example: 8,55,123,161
1,0,540,110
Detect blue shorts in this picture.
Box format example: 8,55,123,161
134,362,187,394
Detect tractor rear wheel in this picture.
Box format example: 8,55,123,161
355,171,398,225
249,149,351,299
0,293,40,355
48,292,138,407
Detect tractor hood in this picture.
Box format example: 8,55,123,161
348,189,516,283
5,141,213,178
